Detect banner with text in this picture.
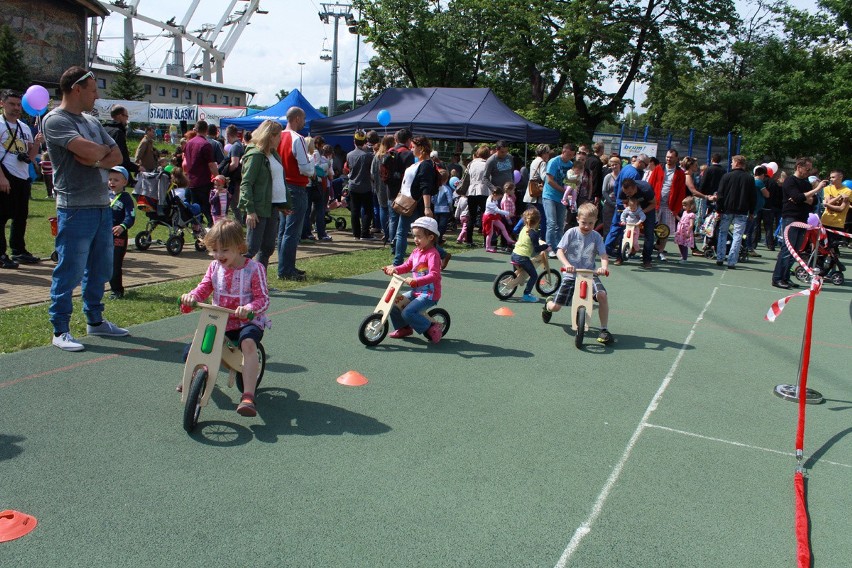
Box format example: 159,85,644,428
90,99,150,123
148,104,198,125
619,141,658,159
197,105,247,126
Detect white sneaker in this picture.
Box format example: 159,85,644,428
87,320,130,337
53,332,84,352
548,252,557,258
658,251,668,262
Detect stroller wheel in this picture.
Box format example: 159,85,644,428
794,266,811,283
830,272,844,286
335,217,347,230
703,248,714,258
166,234,185,256
195,239,206,252
135,231,152,251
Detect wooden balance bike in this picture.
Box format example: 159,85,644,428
566,268,609,349
180,303,266,433
492,249,561,300
358,273,450,346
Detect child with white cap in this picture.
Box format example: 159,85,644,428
107,166,135,299
382,216,444,344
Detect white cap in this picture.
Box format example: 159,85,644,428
411,216,439,236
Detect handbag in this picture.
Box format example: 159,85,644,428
528,178,543,199
392,192,417,216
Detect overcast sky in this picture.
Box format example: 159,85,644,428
96,0,819,111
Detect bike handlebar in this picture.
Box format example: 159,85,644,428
180,301,255,320
560,267,609,277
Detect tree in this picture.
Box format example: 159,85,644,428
0,24,30,92
355,0,738,138
275,89,290,101
108,49,145,101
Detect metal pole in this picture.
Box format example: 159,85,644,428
726,131,733,172
643,125,649,142
619,123,625,156
329,16,339,117
298,62,305,92
736,134,742,155
706,136,712,165
688,128,695,157
667,132,673,150
352,32,360,111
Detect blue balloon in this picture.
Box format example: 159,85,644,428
21,94,38,117
376,109,391,127
843,179,852,189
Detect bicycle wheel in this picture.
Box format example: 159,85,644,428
621,241,631,261
183,368,208,433
235,342,267,393
427,308,451,337
536,269,561,296
493,271,518,300
135,231,152,251
574,306,586,349
358,313,388,346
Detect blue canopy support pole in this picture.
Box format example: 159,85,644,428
726,131,733,172
688,128,695,157
706,136,712,165
643,125,649,142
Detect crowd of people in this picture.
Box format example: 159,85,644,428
2,65,851,361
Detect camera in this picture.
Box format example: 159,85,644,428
16,152,31,164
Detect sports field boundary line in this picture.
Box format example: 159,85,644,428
644,423,852,469
554,286,719,568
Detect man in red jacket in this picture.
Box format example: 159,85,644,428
647,148,686,261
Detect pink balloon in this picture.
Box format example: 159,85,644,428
224,143,233,153
807,213,820,228
25,85,50,111
513,170,521,185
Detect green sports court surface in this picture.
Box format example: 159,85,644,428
1,250,850,567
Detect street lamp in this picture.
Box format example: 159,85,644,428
298,62,305,92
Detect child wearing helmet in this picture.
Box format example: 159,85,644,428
382,216,444,343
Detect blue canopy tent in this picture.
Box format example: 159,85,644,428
310,88,560,143
220,89,325,135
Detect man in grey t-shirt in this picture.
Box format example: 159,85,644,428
484,140,515,192
345,130,375,240
42,66,128,352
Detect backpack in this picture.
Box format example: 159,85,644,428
380,148,402,184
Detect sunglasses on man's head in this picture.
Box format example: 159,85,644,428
72,71,95,87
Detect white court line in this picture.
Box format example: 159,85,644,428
644,423,852,469
554,287,719,568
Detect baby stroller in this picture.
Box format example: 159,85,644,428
133,171,207,256
794,228,846,286
700,212,748,262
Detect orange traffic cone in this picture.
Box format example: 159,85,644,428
336,371,369,386
493,307,514,317
0,510,37,543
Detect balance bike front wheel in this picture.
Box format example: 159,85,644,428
358,312,388,346
536,269,561,296
493,271,518,300
427,308,451,337
574,306,587,349
183,368,208,433
235,342,267,393
621,241,631,262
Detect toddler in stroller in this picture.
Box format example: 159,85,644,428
700,211,748,262
133,170,207,256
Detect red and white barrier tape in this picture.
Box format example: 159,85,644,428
765,222,824,321
765,277,822,322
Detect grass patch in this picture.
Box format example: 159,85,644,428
0,242,468,354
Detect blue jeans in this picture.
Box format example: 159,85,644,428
49,207,114,334
390,293,437,334
302,185,326,238
604,207,624,256
511,253,538,295
717,213,748,266
387,200,398,245
393,213,414,266
277,184,309,277
542,198,566,252
640,209,657,264
772,217,806,283
246,214,279,269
